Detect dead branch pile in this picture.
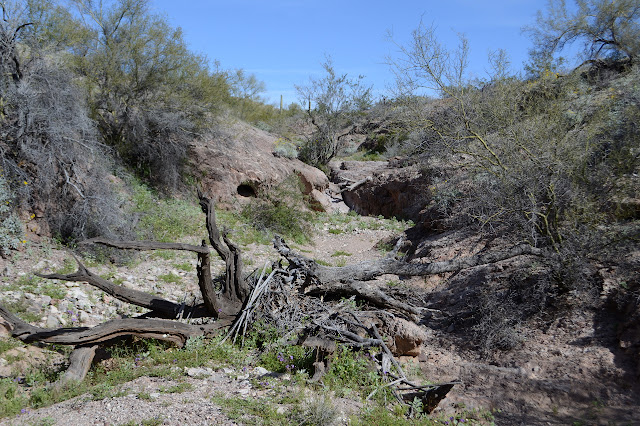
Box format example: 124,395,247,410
0,191,542,412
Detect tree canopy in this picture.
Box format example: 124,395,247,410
526,0,640,70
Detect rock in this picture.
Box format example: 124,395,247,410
296,166,329,194
68,289,88,300
185,367,213,377
388,317,429,357
39,295,52,307
46,314,61,328
79,311,90,323
309,189,333,212
190,120,328,205
253,366,270,376
0,318,11,337
330,160,430,221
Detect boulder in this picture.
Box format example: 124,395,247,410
388,317,429,357
330,160,430,221
189,119,328,205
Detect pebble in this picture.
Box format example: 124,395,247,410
185,367,213,377
254,366,270,376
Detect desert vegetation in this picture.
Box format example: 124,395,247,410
0,0,639,424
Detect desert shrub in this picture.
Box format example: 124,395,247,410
0,55,131,243
0,3,132,243
241,175,314,244
0,175,23,256
130,180,204,241
295,57,372,167
291,394,339,426
273,138,300,159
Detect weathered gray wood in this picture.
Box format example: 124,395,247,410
196,240,220,316
81,238,209,253
36,255,181,317
198,192,248,312
58,345,98,384
0,304,200,346
275,235,541,282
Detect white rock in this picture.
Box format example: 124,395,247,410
46,315,61,328
185,367,213,377
253,366,270,376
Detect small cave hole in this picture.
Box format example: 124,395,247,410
237,184,256,198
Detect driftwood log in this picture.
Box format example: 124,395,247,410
0,190,542,412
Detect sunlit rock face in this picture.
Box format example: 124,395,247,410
189,120,328,206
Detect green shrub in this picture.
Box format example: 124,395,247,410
130,181,204,242
324,346,385,399
241,175,314,244
260,345,314,374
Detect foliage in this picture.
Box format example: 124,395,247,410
0,175,23,256
323,346,385,399
0,1,133,243
130,180,204,241
241,175,314,244
525,0,640,71
295,56,373,166
64,0,229,189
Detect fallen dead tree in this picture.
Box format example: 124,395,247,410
0,191,542,412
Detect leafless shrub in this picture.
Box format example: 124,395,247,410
1,52,131,242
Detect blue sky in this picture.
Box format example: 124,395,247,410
152,0,548,106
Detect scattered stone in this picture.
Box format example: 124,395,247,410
46,314,61,328
253,366,270,376
0,318,11,337
185,367,213,377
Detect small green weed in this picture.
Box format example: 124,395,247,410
0,337,21,355
162,383,193,393
173,262,192,272
324,346,385,400
40,282,67,300
158,273,181,284
211,393,287,425
137,391,152,401
314,259,332,266
260,345,314,374
331,250,352,257
131,181,204,242
151,250,175,260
